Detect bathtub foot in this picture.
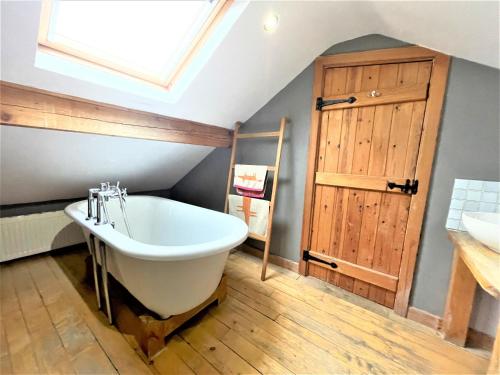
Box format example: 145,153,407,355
88,234,101,310
99,240,113,325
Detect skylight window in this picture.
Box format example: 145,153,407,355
38,0,232,89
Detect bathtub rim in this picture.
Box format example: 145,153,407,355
65,196,248,261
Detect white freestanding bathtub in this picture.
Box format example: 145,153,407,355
65,196,248,318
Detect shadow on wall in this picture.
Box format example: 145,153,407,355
171,148,232,212
51,222,85,250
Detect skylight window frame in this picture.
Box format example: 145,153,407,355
37,0,233,90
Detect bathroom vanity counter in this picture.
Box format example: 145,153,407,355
443,230,499,374
447,231,500,298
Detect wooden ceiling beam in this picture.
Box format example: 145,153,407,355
0,81,233,148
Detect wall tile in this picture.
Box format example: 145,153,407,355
452,189,467,200
482,191,498,203
466,190,482,201
463,201,480,211
479,202,497,213
450,199,464,209
454,179,468,189
483,181,499,192
468,180,484,190
446,178,500,232
446,218,460,230
448,209,462,219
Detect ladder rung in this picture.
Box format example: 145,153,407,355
236,131,280,139
232,165,275,172
248,232,267,242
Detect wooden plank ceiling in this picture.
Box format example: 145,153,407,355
0,81,233,148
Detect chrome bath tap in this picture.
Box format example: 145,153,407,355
86,187,100,220
87,181,128,225
85,181,130,326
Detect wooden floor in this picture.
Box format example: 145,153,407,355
0,246,490,374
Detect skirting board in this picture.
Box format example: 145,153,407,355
407,306,443,330
236,243,299,273
407,306,494,351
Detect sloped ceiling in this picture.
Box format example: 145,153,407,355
0,127,212,204
1,1,498,205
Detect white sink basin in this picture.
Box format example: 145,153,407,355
462,212,500,253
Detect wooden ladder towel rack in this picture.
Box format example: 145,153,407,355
224,117,287,281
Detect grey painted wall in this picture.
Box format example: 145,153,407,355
171,34,499,335
413,55,500,334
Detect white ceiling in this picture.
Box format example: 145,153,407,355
1,1,498,205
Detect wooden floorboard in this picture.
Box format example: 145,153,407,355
0,247,489,374
1,264,41,374
45,255,154,375
224,255,488,373
12,261,75,374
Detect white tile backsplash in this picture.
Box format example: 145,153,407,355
450,199,464,209
467,180,484,190
446,218,460,230
484,181,499,192
454,179,469,189
479,202,497,213
463,200,480,211
448,209,462,219
481,191,498,203
466,190,481,201
446,179,500,232
452,189,467,200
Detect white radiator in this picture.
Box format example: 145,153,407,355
0,210,85,262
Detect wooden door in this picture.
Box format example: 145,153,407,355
300,47,450,313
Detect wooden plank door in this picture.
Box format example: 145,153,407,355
300,47,450,313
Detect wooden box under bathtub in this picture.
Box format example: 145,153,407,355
83,256,227,361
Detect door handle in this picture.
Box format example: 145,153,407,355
316,96,357,110
368,90,381,97
387,179,419,195
303,250,338,269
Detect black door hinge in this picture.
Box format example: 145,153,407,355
316,96,356,111
387,179,419,195
303,250,338,269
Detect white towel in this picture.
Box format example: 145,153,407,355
234,164,267,192
228,194,269,237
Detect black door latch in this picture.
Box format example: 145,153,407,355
387,179,419,195
316,96,356,110
303,250,338,269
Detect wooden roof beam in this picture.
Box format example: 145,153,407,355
0,81,233,148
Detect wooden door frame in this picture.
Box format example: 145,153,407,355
299,46,450,316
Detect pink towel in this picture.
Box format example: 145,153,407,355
236,184,266,198
234,164,268,198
